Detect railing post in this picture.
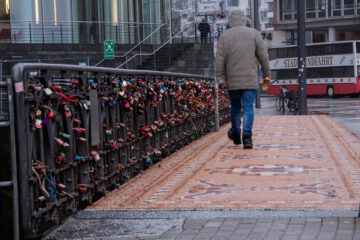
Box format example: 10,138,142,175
29,23,32,44
42,21,45,44
71,22,74,43
116,25,118,44
153,39,156,70
60,24,63,44
139,45,142,66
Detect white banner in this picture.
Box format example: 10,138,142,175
270,54,355,69
198,1,220,13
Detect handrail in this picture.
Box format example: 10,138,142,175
94,23,166,67
0,20,163,25
116,23,195,69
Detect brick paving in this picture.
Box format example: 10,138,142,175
91,115,360,211
156,217,360,240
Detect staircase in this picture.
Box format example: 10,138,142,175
163,43,214,77
136,43,192,71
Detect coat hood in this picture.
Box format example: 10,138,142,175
227,10,252,29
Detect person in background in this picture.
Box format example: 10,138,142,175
215,10,271,149
198,18,210,43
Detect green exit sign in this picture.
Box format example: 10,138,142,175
104,40,114,60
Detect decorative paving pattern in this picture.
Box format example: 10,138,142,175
90,115,360,210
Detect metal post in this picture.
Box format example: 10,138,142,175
7,78,20,240
297,0,308,115
60,24,63,44
29,23,32,44
213,13,219,132
254,0,261,109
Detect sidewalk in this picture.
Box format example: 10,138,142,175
45,115,360,240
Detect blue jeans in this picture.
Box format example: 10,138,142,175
228,90,256,136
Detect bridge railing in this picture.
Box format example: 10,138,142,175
11,63,230,238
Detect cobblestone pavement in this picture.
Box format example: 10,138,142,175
45,97,360,240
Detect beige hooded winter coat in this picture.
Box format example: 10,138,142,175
215,10,271,90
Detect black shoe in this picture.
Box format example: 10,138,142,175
228,130,241,145
243,135,253,149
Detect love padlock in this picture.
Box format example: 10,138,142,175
90,151,101,161
64,105,72,118
76,184,89,193
73,118,81,124
73,127,86,133
59,132,70,139
77,137,87,143
34,119,43,129
74,156,86,163
43,88,53,96
141,154,151,163
54,137,70,148
141,126,152,137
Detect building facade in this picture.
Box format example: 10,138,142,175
275,0,360,45
0,0,171,44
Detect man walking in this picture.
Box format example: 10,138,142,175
215,10,270,149
198,18,210,43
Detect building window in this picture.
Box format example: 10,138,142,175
306,0,316,18
318,0,326,17
227,0,239,7
332,0,342,16
344,0,355,15
280,0,297,21
268,2,274,11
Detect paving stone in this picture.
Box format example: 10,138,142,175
222,220,240,227
211,230,232,240
241,218,257,224
290,218,307,224
317,232,336,240
306,218,322,223
252,222,272,232
219,225,237,231
175,233,195,240
281,236,300,240
247,232,267,239
204,222,222,228
193,232,216,240
228,235,248,240
182,229,200,234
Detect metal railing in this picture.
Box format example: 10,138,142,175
0,20,167,44
94,23,167,67
0,79,19,240
116,23,197,70
10,63,230,238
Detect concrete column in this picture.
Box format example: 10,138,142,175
328,27,336,42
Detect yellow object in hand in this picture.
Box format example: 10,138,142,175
262,77,270,91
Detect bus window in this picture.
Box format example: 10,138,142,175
332,43,353,54
271,70,277,80
277,69,297,80
307,46,321,56
357,42,360,53
287,47,297,57
269,49,277,60
344,66,354,77
358,66,360,76
278,48,287,58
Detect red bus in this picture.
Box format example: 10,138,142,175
267,41,360,97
